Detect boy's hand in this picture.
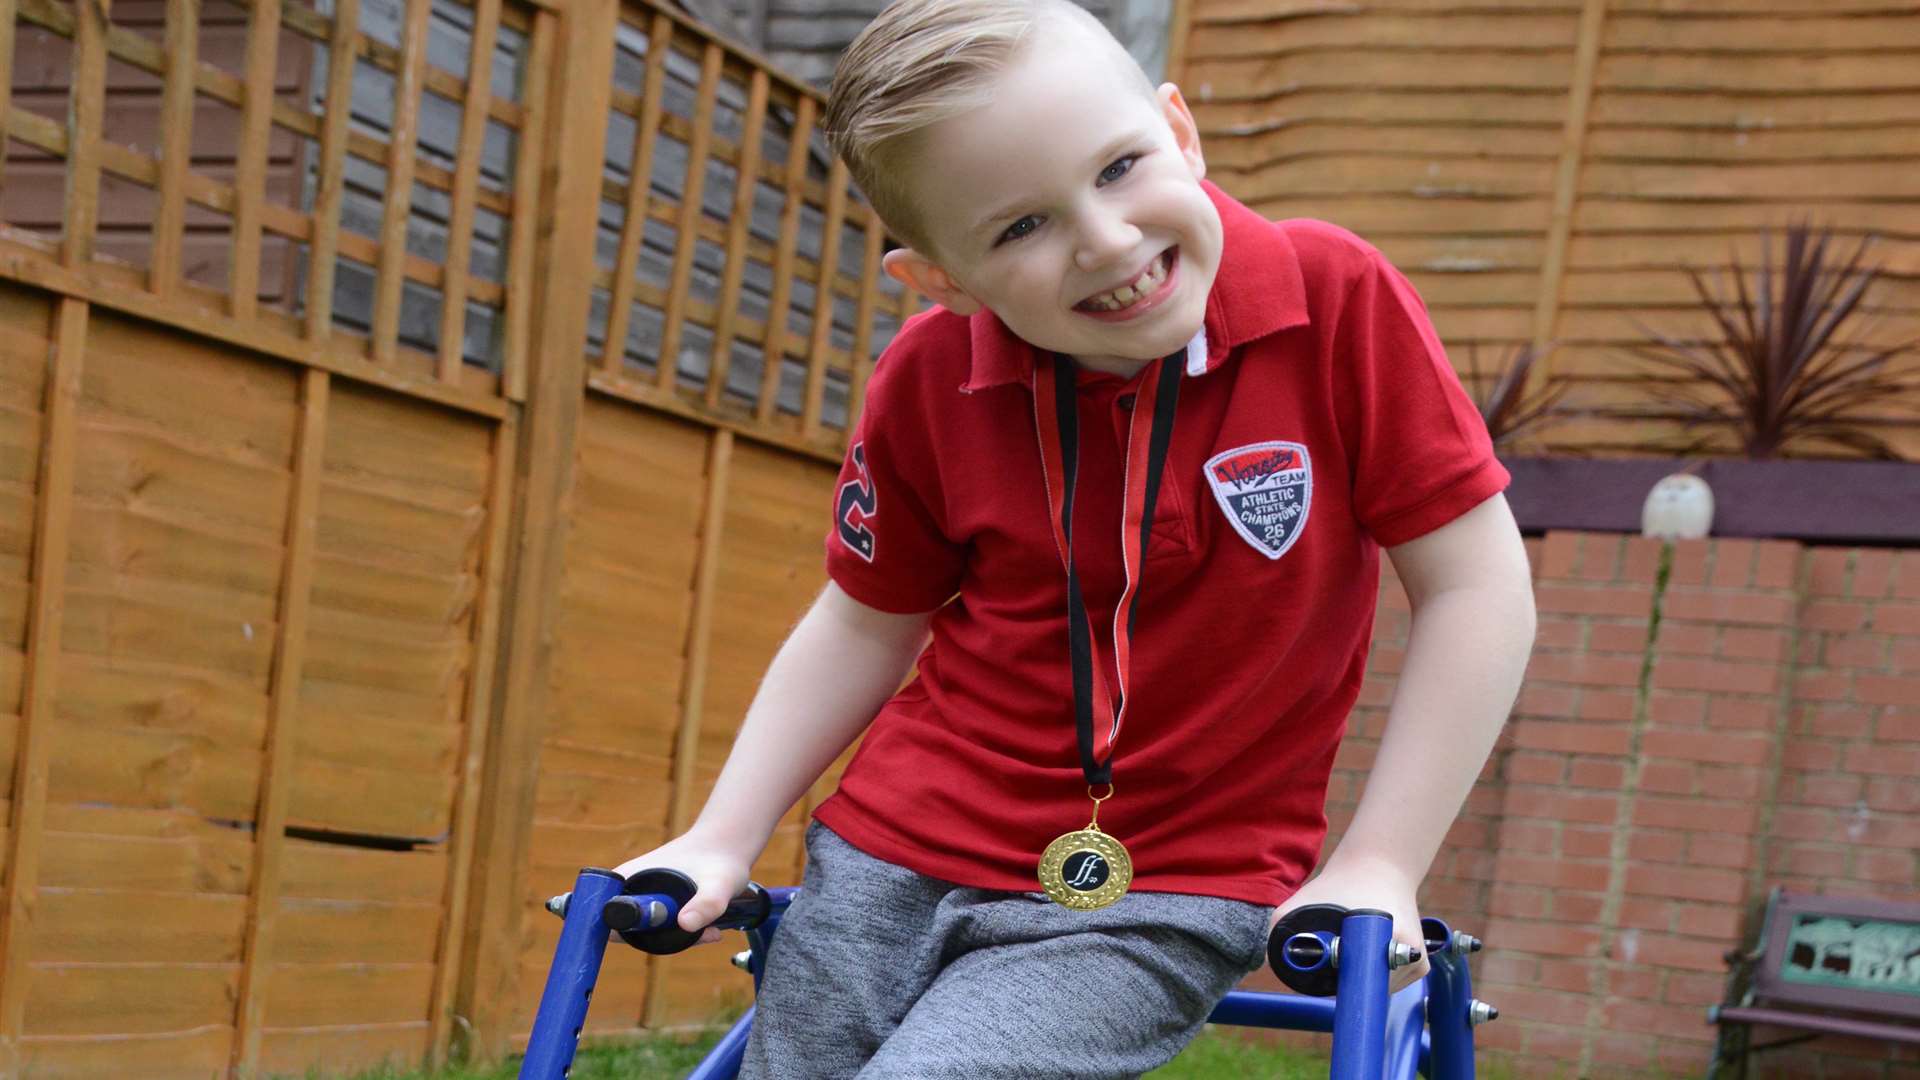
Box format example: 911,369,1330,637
612,829,755,946
1269,857,1430,993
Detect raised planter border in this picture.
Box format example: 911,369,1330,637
1501,457,1920,546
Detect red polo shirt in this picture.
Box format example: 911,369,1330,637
814,182,1508,906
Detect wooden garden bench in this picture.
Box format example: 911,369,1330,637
1707,888,1920,1078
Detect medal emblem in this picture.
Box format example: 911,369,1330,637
1205,441,1312,560
1038,825,1133,910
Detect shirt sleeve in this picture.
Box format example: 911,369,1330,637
1336,247,1511,548
823,359,968,613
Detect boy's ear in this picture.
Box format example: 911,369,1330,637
883,248,983,316
1158,83,1207,181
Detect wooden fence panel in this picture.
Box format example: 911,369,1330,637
1556,3,1920,458
638,435,832,1028
1183,0,1578,442
0,288,49,826
243,378,496,1062
460,10,920,1042
12,303,289,1070
0,0,908,1071
273,827,454,1073
1180,0,1920,460
519,397,708,1039
2,0,915,441
507,401,836,1040
0,283,54,1074
0,281,509,1072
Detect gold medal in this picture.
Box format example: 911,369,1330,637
1038,785,1133,910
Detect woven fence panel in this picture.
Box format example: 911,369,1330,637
1181,0,1920,458
1558,2,1920,455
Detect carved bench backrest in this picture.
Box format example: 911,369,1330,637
1752,889,1920,1023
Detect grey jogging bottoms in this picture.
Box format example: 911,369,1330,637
738,822,1272,1080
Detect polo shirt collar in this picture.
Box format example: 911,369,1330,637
961,180,1311,392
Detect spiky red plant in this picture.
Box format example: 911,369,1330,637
1628,223,1917,460
1464,341,1570,450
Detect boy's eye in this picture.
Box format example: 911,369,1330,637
1099,155,1140,185
998,216,1041,245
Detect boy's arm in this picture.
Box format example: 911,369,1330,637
1275,492,1535,986
615,580,934,935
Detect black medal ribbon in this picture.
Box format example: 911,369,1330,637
1040,351,1183,787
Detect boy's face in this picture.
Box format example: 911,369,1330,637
883,41,1222,374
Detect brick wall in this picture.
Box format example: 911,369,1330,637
1242,531,1920,1079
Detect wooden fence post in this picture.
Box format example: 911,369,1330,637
230,367,331,1077
665,429,734,839
428,411,522,1069
1532,0,1610,380
0,4,107,1053
0,297,87,1073
642,427,732,1026
454,0,619,1060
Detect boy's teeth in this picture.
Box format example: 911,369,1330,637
1086,254,1168,311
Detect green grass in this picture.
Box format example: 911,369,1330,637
1145,1028,1331,1078
293,1025,1328,1080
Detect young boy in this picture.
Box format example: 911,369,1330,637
616,1,1537,1075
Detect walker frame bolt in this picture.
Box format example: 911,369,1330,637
544,893,570,918
1452,931,1483,956
730,950,753,971
1469,999,1500,1026
1388,942,1423,969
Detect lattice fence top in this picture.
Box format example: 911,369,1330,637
1,0,917,455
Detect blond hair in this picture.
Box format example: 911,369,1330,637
825,0,1150,255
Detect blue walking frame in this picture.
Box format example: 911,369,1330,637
518,868,1495,1080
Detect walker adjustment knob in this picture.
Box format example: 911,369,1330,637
1267,904,1350,997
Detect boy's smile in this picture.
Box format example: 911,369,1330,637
881,33,1223,377
1074,248,1176,320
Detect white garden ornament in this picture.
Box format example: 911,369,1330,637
1641,473,1715,540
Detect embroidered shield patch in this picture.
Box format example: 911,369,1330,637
1204,441,1312,560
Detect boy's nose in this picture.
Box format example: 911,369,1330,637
1074,213,1143,272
